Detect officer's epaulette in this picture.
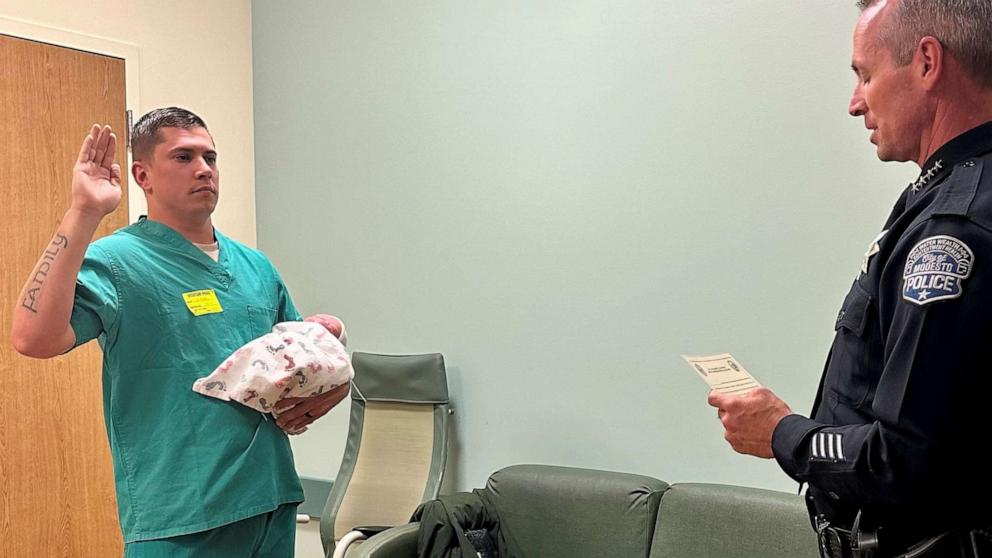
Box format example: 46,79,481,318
931,155,989,228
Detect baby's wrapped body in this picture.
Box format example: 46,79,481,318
192,320,353,428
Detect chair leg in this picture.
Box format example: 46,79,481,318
333,530,368,558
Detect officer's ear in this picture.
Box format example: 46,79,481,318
915,35,944,91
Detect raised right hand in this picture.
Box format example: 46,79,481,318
71,124,123,217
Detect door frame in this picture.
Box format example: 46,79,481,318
1,15,142,221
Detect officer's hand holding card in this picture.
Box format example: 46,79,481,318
683,353,761,395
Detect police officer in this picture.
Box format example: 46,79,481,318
708,1,992,556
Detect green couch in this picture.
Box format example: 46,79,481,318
348,464,820,558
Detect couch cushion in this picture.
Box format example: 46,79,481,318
486,464,668,558
649,483,819,558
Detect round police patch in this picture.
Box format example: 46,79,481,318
902,235,974,305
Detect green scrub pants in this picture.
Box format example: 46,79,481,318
123,504,297,558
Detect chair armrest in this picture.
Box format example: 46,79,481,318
346,523,419,558
353,526,391,538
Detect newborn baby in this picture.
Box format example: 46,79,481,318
192,314,353,432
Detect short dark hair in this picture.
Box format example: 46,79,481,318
131,107,210,161
856,0,992,89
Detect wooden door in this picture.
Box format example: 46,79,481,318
1,34,129,558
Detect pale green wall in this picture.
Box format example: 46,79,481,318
252,1,914,493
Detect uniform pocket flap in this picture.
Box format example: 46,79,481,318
834,285,872,336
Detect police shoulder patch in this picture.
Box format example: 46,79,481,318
902,235,974,305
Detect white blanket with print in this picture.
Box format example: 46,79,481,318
192,321,353,416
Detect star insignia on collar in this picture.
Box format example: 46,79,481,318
910,159,943,193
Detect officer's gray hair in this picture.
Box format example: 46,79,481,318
131,107,211,162
856,0,992,89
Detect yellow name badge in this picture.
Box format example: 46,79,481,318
182,289,224,316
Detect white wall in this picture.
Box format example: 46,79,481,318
1,0,258,245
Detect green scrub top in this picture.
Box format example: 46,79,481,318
70,217,304,543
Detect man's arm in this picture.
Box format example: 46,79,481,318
10,125,123,358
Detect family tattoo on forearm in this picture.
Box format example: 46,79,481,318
21,234,69,313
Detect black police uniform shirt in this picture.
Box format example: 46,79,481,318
771,121,992,542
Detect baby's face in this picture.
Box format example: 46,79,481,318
304,314,343,338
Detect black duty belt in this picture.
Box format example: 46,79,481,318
816,516,992,558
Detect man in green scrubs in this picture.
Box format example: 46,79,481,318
10,108,349,556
